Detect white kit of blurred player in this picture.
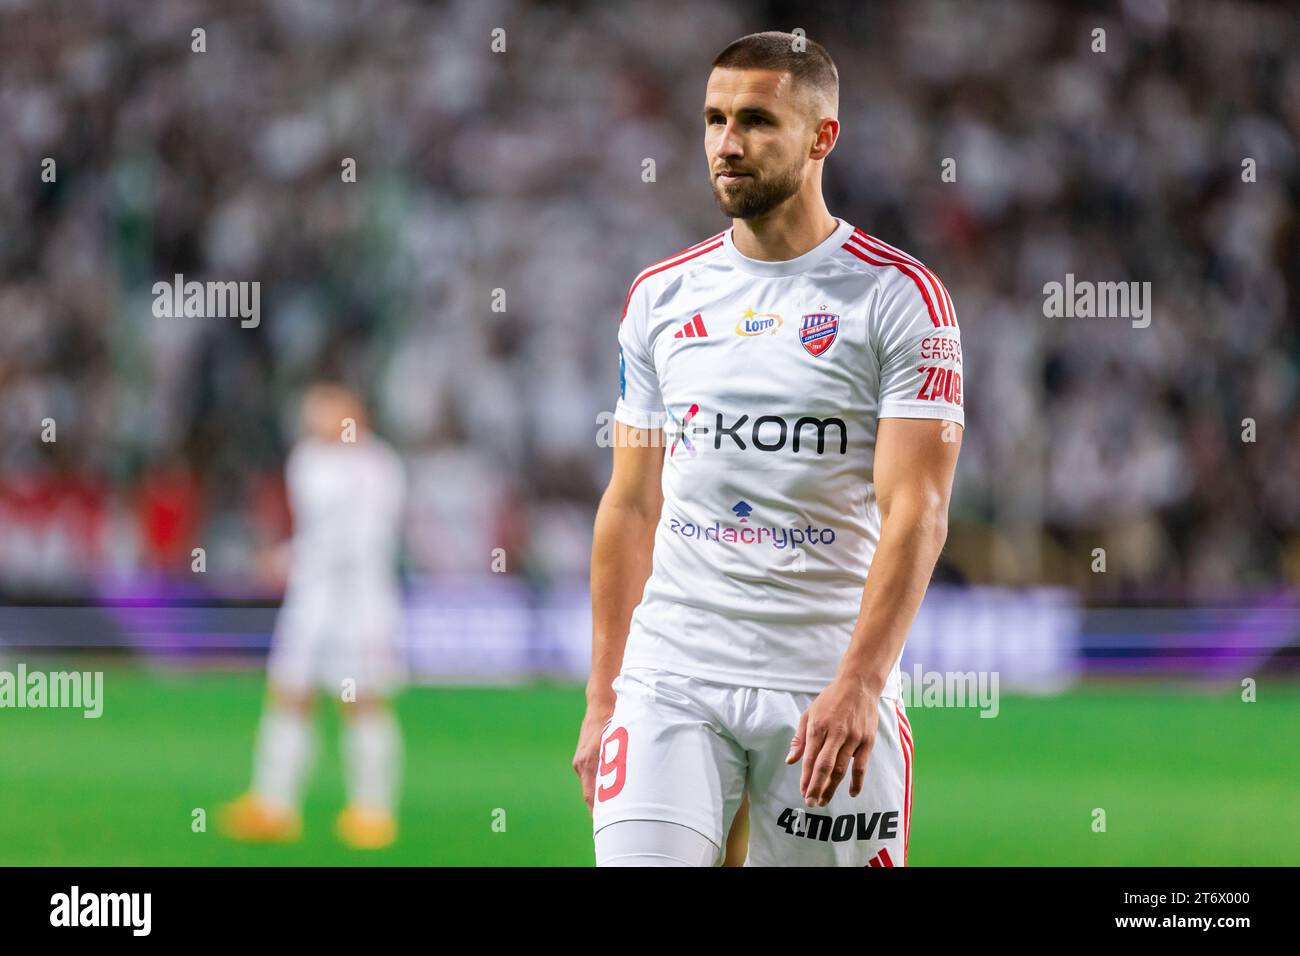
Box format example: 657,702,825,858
220,383,408,849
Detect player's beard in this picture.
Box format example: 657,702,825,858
711,157,805,220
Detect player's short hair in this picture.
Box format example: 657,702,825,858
711,31,839,119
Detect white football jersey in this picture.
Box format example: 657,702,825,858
613,217,964,695
284,434,406,600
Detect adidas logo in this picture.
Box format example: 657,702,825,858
865,848,896,868
673,313,708,338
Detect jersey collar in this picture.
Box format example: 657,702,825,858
722,217,854,277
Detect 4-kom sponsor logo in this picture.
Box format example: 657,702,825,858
667,403,849,457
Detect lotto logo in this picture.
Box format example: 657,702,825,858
735,308,782,337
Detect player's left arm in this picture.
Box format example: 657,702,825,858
788,418,961,807
790,418,960,807
789,266,964,808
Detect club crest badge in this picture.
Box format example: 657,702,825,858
799,310,839,357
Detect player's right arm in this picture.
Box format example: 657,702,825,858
573,423,664,811
573,276,667,812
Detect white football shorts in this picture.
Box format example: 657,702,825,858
267,585,405,699
592,666,913,867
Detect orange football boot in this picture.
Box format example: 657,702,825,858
218,793,303,843
335,804,397,849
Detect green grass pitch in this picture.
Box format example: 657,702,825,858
1,666,1297,865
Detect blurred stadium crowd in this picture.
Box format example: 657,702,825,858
0,0,1296,598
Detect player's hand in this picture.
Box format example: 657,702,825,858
573,698,616,813
786,675,879,808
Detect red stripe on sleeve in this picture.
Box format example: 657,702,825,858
842,242,942,328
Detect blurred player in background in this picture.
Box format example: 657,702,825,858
575,32,963,866
220,382,408,849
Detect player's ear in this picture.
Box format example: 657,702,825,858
810,116,838,161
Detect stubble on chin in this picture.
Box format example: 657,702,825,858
710,166,803,220
712,177,764,219
712,183,743,218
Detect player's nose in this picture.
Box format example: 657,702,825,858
714,122,744,158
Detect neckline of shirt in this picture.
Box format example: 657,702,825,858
721,217,854,277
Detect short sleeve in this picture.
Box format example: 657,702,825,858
613,279,667,429
875,270,965,427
